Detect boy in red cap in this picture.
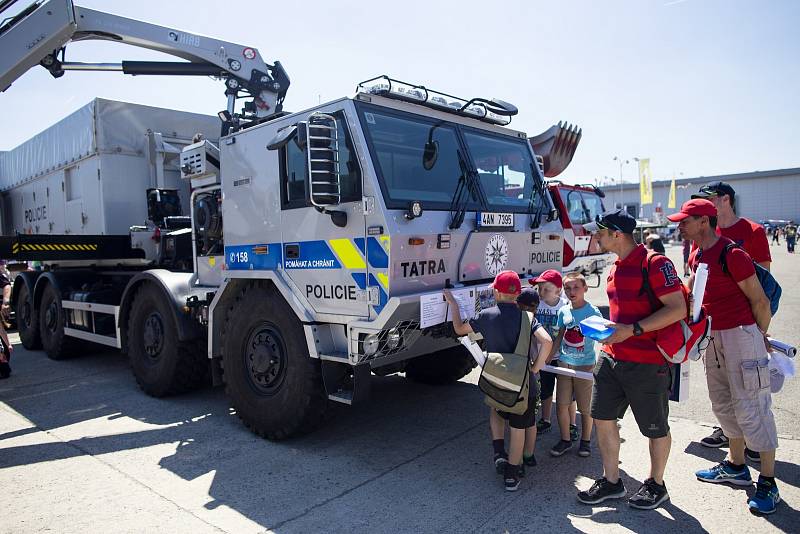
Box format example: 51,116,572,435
531,269,578,441
445,270,553,491
670,199,781,515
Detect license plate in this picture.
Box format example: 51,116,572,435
478,212,513,228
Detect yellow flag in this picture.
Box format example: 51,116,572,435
639,158,653,205
668,177,677,208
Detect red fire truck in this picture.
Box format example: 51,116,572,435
547,182,615,275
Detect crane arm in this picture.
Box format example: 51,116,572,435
0,0,289,126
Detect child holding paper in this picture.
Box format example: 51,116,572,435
549,272,603,458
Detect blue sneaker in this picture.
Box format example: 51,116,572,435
748,478,780,515
695,461,753,486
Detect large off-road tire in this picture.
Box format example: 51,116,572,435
127,284,209,397
405,345,476,385
16,284,41,350
39,283,81,360
221,281,328,440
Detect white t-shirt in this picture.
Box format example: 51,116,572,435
535,295,569,359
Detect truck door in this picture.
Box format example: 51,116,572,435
279,111,368,317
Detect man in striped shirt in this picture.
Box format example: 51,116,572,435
576,209,687,510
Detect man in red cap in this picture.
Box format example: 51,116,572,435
692,182,772,458
445,270,553,491
670,199,781,515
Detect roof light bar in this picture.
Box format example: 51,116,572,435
356,75,517,126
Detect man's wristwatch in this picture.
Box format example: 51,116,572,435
632,322,644,336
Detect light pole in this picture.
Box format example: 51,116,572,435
613,156,630,210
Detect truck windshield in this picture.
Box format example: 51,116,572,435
559,188,605,225
357,104,542,213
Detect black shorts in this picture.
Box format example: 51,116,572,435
539,361,557,401
497,372,540,429
590,352,671,439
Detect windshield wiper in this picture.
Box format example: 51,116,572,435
528,163,549,229
448,149,487,229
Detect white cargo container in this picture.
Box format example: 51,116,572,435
0,98,218,236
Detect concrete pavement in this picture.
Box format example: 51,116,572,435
1,243,798,533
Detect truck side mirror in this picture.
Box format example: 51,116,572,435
304,113,342,208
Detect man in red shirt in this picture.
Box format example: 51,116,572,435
576,209,686,510
670,199,780,515
692,181,771,457
692,181,771,270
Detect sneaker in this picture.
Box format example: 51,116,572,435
504,463,522,492
700,427,729,448
494,452,508,475
577,477,627,504
550,439,573,457
523,454,537,468
628,478,670,510
745,448,761,463
536,419,552,433
748,478,781,515
578,440,591,457
570,423,579,442
695,461,753,486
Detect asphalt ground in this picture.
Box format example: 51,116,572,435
1,242,798,533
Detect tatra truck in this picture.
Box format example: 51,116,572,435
0,0,579,438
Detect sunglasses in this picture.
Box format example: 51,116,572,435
594,216,623,233
698,187,721,197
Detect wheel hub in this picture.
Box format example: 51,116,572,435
44,300,58,333
142,312,165,359
244,325,286,395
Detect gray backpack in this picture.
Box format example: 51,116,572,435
478,312,534,415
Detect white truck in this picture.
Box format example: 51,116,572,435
1,0,574,439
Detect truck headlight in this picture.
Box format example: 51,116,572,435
363,334,380,357
386,328,402,350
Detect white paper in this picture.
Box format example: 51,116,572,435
542,364,594,381
419,287,487,328
459,336,486,367
692,263,709,322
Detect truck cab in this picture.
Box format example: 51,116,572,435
547,182,615,275
204,78,563,431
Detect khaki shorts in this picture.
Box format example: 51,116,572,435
555,363,594,415
704,323,778,452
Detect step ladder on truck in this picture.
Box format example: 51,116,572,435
0,0,580,439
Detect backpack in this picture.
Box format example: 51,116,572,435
719,241,781,316
478,311,534,415
640,252,712,364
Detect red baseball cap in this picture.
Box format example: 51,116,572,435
490,270,522,295
531,269,563,289
667,199,718,222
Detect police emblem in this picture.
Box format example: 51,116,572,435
485,234,508,275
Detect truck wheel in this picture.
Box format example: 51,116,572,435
39,283,80,360
221,282,327,440
127,284,209,397
405,345,476,385
16,284,41,350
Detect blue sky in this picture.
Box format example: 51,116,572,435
2,0,798,186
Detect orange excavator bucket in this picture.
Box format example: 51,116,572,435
528,121,582,178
